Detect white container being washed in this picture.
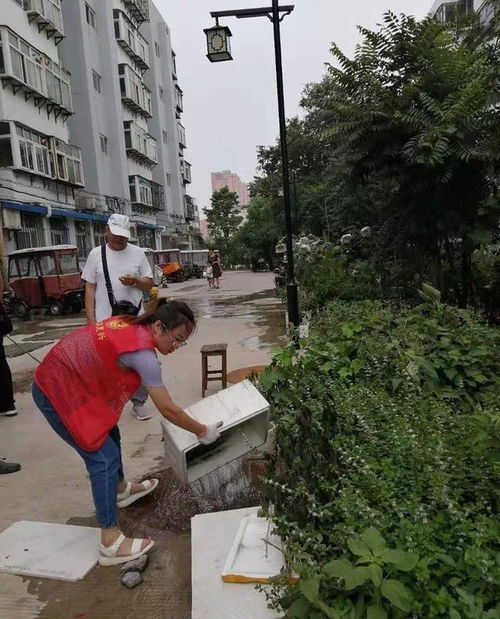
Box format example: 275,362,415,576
161,380,269,484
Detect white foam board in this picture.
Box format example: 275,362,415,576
222,515,284,582
162,380,269,483
192,507,281,619
0,521,100,582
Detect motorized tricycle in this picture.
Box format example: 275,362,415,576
180,249,209,279
153,249,184,286
6,245,85,317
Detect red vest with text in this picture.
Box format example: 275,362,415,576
35,318,155,451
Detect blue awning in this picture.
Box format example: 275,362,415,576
1,200,47,215
1,201,109,223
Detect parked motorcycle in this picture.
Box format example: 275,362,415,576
2,290,29,319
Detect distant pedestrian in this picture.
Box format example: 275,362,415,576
82,214,154,421
207,249,222,290
0,269,21,474
205,263,214,291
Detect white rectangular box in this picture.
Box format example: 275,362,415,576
161,380,269,483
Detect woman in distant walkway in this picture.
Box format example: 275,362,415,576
32,299,222,566
207,249,222,289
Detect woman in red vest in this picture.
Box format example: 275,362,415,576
32,299,221,566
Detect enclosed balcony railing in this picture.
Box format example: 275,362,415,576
113,10,149,72
0,27,72,117
175,84,183,114
180,159,192,185
178,122,186,149
24,0,64,43
118,63,152,117
122,0,149,26
124,121,158,166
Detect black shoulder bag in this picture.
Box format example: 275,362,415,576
101,244,141,317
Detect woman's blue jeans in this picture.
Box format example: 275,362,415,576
32,382,124,529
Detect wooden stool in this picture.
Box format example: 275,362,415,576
201,343,228,397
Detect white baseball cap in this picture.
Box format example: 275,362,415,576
107,214,131,239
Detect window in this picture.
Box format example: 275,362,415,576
0,123,13,167
159,85,164,99
50,218,69,246
166,173,171,186
93,221,106,247
99,134,108,154
155,41,160,57
92,70,101,93
59,252,79,274
15,124,51,177
162,130,168,144
85,3,96,28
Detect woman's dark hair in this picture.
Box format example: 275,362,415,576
126,298,196,331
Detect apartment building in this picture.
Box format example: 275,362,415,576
1,0,195,260
211,169,249,207
429,0,495,24
0,0,85,253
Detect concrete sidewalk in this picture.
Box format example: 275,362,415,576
0,271,285,619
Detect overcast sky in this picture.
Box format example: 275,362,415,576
155,1,429,215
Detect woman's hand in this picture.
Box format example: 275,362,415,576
198,421,223,445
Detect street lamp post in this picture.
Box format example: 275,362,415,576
204,2,300,328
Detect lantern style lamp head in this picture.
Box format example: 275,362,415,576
204,23,233,62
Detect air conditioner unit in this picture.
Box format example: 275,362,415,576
75,195,97,210
2,209,22,230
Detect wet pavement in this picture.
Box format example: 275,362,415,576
0,271,285,619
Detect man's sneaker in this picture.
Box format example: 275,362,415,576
0,408,17,417
131,403,151,421
0,460,21,474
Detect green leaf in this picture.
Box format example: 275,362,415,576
449,610,461,619
299,576,320,603
287,598,311,618
380,549,419,571
380,579,414,612
344,566,369,591
362,527,386,553
366,564,383,587
347,536,370,557
316,601,341,619
367,606,388,619
323,558,355,579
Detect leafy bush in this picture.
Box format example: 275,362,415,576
259,300,500,617
294,238,381,312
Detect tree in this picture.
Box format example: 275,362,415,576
203,186,242,243
236,196,279,269
251,4,500,306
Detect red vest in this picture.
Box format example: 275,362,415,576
35,318,155,451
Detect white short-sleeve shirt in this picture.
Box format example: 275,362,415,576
82,243,153,321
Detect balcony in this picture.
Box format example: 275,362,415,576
178,122,186,149
180,159,192,185
151,181,165,212
122,0,149,26
124,121,158,166
175,84,183,114
113,10,149,73
184,195,196,221
0,27,72,118
129,175,162,213
24,0,64,44
51,138,84,186
118,63,152,117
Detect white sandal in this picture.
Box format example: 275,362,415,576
117,478,159,508
98,532,155,567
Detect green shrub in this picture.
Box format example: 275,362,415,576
259,301,500,618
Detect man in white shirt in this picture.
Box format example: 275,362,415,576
82,214,154,420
